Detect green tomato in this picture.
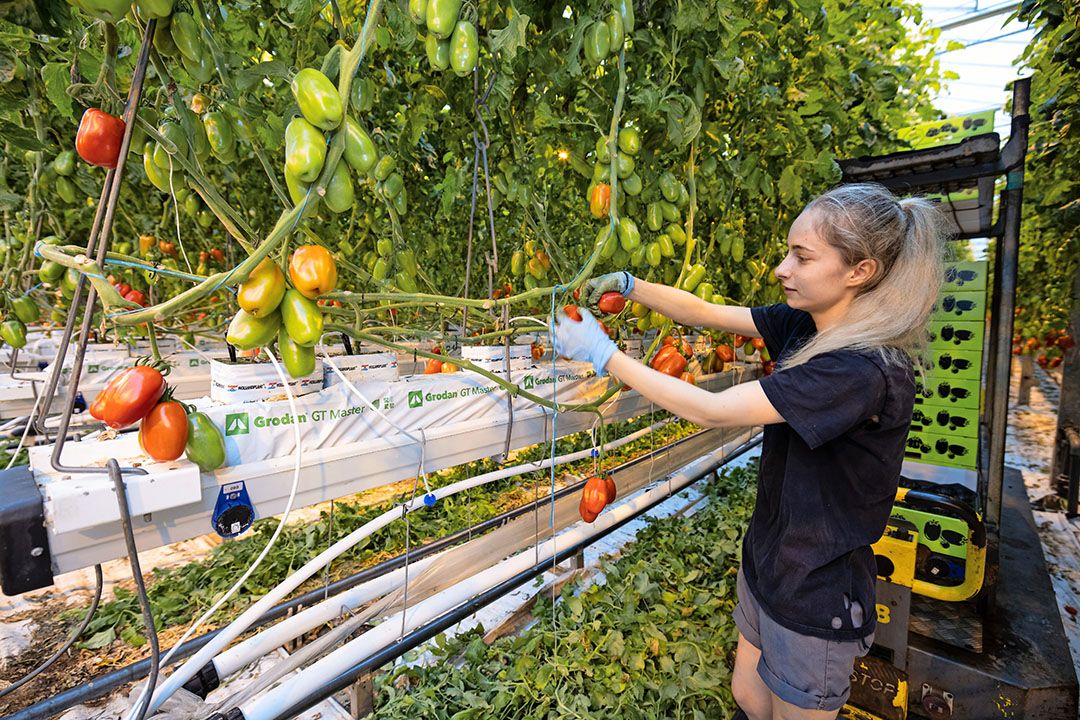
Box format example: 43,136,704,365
144,142,171,192
351,77,376,113
185,411,226,472
615,152,634,179
510,250,525,276
343,117,378,173
324,161,354,214
373,155,396,182
154,122,189,168
280,289,324,346
285,167,317,213
659,172,680,203
618,127,640,155
226,309,281,350
694,282,714,303
660,200,679,222
595,136,611,164
450,21,479,77
278,327,316,378
681,264,707,293
607,12,625,50
399,249,418,277
425,33,451,71
381,172,404,199
645,242,661,267
666,223,687,245
615,0,635,34
612,246,630,267
617,217,640,251
0,319,27,349
292,68,343,131
74,0,130,24
154,18,180,56
203,112,236,162
646,202,663,231
426,0,462,39
170,12,204,62
598,224,618,259
629,244,647,268
135,0,174,19
658,233,675,258
393,187,408,215
60,267,80,298
11,295,39,324
622,173,642,196
408,0,428,25
52,150,76,177
182,50,214,85
395,271,419,293
372,257,391,281
55,176,77,204
285,116,327,182
584,21,610,65
38,260,65,284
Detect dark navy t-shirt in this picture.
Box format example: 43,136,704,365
743,304,914,641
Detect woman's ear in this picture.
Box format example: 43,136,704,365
847,258,879,289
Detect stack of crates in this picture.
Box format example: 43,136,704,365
905,261,988,469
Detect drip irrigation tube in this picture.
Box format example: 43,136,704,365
3,418,714,720
217,433,762,720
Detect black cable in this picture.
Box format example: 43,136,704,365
107,459,160,720
0,565,104,701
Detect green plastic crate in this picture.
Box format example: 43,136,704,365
910,400,979,438
890,505,972,560
914,376,981,409
917,348,982,383
942,261,988,292
904,428,978,469
931,291,986,323
927,320,984,354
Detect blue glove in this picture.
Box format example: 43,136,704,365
583,271,635,309
552,307,617,376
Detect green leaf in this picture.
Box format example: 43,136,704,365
0,190,22,209
0,120,44,151
79,626,116,650
489,6,530,62
42,61,74,122
778,165,803,203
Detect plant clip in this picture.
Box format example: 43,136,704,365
423,493,437,507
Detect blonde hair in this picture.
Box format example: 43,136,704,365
780,183,946,369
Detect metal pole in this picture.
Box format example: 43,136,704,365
986,77,1030,540
936,2,1022,31
48,19,156,474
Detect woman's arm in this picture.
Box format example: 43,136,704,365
628,278,760,337
605,351,784,428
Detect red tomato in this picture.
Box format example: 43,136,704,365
714,344,734,363
75,108,126,169
679,371,696,385
751,337,766,351
564,305,582,322
209,248,225,264
89,365,166,428
124,289,147,306
139,400,189,462
531,343,543,361
734,334,750,347
651,346,688,377
597,291,626,315
579,475,608,522
424,358,443,374
114,282,132,297
762,360,776,376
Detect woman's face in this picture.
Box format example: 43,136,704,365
773,209,873,317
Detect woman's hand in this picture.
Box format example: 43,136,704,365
583,271,635,308
551,307,618,376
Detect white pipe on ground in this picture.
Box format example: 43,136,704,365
149,416,673,709
236,432,750,720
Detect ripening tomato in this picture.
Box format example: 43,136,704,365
76,108,125,169
139,400,189,462
651,346,688,377
441,361,460,373
751,338,766,351
289,244,338,299
89,364,167,428
124,289,148,307
579,475,609,522
715,344,735,363
424,358,443,374
589,183,611,219
531,342,543,361
597,291,626,315
564,305,582,322
679,371,696,385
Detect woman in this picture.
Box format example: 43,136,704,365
552,183,945,720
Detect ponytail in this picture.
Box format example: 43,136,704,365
780,184,946,369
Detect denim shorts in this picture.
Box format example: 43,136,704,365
733,567,874,712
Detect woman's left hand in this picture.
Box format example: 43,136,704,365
551,307,617,376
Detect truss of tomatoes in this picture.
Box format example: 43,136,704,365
89,358,225,471
579,473,618,523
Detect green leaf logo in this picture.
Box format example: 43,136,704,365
523,375,535,390
225,412,250,436
408,390,424,408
